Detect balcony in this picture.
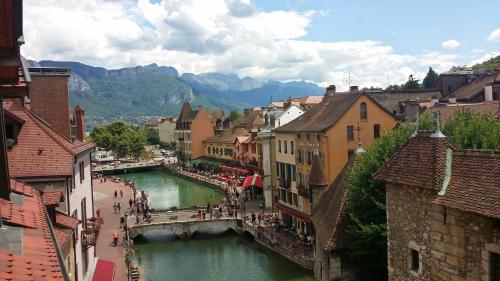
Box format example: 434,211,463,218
81,217,103,248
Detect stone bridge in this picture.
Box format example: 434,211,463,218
128,211,243,239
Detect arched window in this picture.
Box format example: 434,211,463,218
360,102,367,119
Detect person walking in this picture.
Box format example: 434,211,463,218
120,215,125,229
113,202,117,214
112,231,119,246
251,213,256,225
117,202,121,214
114,190,117,198
257,213,262,225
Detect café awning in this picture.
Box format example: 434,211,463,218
242,173,263,188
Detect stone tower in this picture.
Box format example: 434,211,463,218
309,150,328,209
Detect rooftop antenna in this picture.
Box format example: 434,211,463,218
354,122,365,154
411,97,420,137
431,111,446,138
345,72,353,89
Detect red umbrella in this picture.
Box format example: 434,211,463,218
242,173,263,189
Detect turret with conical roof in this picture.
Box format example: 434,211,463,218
309,150,328,210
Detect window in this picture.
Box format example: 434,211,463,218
292,166,296,181
307,151,312,165
276,162,280,177
297,149,302,163
284,140,288,154
293,193,298,207
410,249,419,272
491,252,500,281
360,102,367,119
290,141,294,155
298,134,301,139
306,134,310,140
5,123,14,139
347,126,354,141
79,162,85,183
374,124,381,139
278,140,282,153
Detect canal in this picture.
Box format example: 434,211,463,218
117,171,314,281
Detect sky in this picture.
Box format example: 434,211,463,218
22,0,500,90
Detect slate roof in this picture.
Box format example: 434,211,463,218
375,134,500,219
427,101,499,122
309,153,328,187
4,99,95,178
0,180,65,280
447,74,495,101
311,157,354,251
368,90,441,115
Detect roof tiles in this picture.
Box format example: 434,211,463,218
4,99,95,178
375,134,500,219
0,180,65,280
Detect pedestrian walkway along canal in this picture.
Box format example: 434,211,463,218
117,171,313,281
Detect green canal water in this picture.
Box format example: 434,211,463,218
117,170,224,209
117,171,314,281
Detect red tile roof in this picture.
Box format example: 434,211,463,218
54,228,71,247
311,157,354,251
4,99,95,178
433,150,500,219
0,180,65,280
375,134,500,219
41,192,62,207
428,101,499,122
374,132,455,191
55,211,79,230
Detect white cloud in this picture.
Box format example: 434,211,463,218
442,39,461,49
22,0,461,91
487,28,500,42
469,52,500,66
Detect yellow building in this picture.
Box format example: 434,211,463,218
203,128,248,161
273,92,398,235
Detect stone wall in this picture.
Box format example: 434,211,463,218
387,183,500,281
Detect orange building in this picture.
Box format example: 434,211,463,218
273,90,398,235
175,102,214,162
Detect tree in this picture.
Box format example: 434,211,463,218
401,74,421,90
443,110,500,149
345,110,499,278
422,67,438,89
361,86,383,91
144,127,160,145
385,84,401,91
346,124,415,279
228,109,240,122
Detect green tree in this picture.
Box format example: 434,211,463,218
422,67,438,89
144,127,160,145
443,110,500,149
401,74,421,90
385,84,401,91
361,86,383,91
345,110,499,278
126,130,146,159
229,109,240,122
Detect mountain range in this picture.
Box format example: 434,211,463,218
27,60,324,127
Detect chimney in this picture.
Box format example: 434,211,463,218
74,105,85,141
28,67,72,138
309,150,328,211
350,85,359,92
325,85,336,97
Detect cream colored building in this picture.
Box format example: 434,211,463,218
159,117,177,144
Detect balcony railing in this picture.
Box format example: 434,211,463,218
81,217,103,249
